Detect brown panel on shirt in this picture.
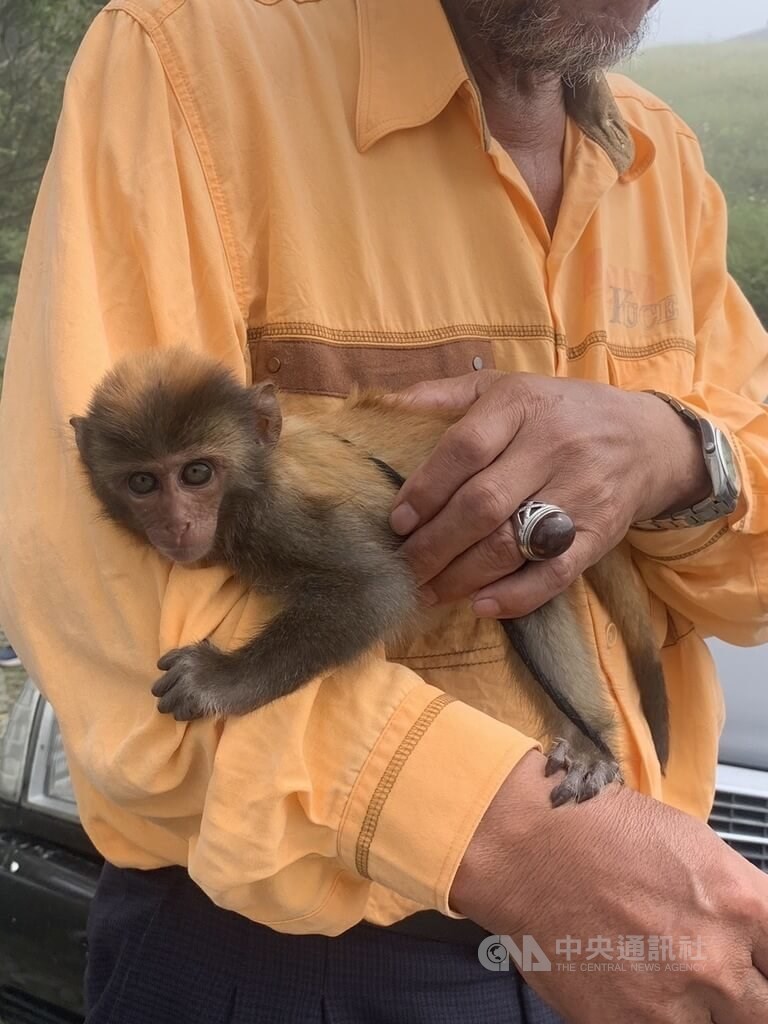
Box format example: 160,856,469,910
247,332,496,397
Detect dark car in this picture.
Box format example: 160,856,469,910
1,648,767,1024
0,682,101,1023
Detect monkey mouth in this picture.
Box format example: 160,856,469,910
156,542,212,564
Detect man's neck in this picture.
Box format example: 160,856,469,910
441,1,567,232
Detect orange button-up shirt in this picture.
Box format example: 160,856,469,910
1,0,766,934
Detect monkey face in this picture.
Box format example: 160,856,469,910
71,348,284,564
118,452,227,563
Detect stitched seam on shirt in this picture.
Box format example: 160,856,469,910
105,0,186,29
641,523,730,563
673,129,702,143
355,693,456,878
567,333,696,361
731,434,752,535
394,657,506,671
666,612,680,645
388,642,503,660
609,92,699,142
106,6,248,317
361,71,468,135
356,0,467,146
248,323,561,344
663,626,695,649
356,0,373,144
247,324,696,362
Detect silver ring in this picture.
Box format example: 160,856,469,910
513,500,576,562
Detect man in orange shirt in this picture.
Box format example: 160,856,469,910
1,0,768,1021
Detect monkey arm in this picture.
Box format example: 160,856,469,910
626,165,768,648
151,558,420,719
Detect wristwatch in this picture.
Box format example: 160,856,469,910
632,391,741,531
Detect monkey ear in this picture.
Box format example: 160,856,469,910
69,415,88,456
249,381,282,446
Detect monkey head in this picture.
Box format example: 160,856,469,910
70,348,282,564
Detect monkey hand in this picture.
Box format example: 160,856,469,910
152,640,237,721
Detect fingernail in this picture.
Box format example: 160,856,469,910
419,587,438,607
390,502,419,535
473,598,501,618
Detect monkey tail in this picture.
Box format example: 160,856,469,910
584,549,670,772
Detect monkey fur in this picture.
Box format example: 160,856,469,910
71,347,670,805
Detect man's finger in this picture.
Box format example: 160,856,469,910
400,448,550,584
471,533,596,619
391,385,526,535
386,371,501,411
417,519,527,603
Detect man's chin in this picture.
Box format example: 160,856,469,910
459,0,650,80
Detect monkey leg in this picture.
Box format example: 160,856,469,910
500,597,619,757
585,550,669,771
500,595,623,807
501,641,623,807
545,723,623,807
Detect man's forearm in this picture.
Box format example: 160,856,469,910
450,750,768,1024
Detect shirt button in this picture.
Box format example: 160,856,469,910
266,356,281,373
605,622,618,648
472,356,484,371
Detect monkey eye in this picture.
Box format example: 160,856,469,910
180,461,214,487
128,472,159,495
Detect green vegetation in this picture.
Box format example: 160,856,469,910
0,0,102,372
622,38,768,325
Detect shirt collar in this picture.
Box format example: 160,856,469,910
355,0,655,180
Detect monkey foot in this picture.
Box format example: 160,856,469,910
545,738,622,807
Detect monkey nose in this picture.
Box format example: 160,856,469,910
171,522,192,545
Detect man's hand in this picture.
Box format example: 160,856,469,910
389,371,710,617
452,751,768,1023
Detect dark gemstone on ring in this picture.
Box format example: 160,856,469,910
529,511,576,559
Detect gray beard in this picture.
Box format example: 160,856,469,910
458,0,649,83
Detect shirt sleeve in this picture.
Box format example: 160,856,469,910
0,10,535,931
628,139,768,647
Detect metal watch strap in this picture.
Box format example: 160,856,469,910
643,391,698,429
632,391,735,531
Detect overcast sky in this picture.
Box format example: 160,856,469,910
648,0,768,43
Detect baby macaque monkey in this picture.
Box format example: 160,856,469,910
71,348,669,805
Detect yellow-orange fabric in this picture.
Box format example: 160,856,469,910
0,0,766,934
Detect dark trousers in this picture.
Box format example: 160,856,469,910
85,864,566,1024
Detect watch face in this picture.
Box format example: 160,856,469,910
715,429,741,497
